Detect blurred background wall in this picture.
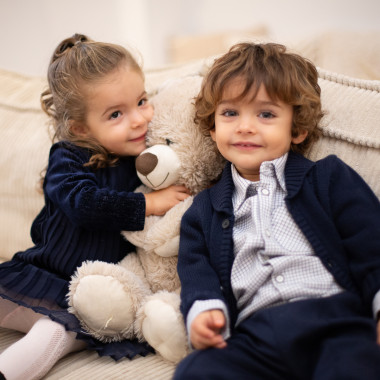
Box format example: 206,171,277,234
1,0,379,77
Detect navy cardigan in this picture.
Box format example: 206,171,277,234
177,152,380,329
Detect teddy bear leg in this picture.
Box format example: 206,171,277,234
136,291,189,363
68,256,151,342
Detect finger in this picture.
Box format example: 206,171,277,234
177,192,191,201
191,329,213,349
199,334,226,349
173,185,192,194
214,339,227,349
194,320,224,343
192,333,225,350
209,310,225,330
194,321,215,339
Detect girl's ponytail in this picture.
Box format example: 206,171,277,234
50,34,89,63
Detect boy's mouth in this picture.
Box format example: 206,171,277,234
233,142,262,149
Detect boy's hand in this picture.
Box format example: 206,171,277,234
144,185,191,216
190,309,227,350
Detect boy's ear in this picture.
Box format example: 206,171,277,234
210,128,216,142
70,121,89,137
292,130,308,145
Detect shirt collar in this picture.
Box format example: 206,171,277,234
262,153,287,192
231,153,288,210
231,165,255,210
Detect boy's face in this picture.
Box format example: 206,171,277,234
211,79,307,181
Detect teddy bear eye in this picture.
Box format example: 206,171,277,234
166,138,173,146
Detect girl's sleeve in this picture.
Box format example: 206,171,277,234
44,144,145,231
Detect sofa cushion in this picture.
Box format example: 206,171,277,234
308,68,380,198
0,69,50,262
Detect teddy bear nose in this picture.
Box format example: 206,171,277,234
136,152,158,176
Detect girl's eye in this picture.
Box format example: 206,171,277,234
259,111,274,119
138,98,148,107
110,111,121,120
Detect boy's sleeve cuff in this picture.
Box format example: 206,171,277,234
372,290,380,320
186,299,231,346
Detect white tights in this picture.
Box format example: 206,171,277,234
0,298,86,380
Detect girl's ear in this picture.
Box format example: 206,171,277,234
292,130,308,145
70,121,89,137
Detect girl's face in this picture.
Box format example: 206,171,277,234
76,65,153,157
211,78,307,181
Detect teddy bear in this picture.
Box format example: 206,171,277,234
67,75,226,363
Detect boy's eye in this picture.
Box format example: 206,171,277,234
110,111,121,120
259,111,274,119
222,109,237,117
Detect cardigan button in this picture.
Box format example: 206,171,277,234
222,219,230,228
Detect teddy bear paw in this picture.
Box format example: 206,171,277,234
141,298,188,363
70,274,136,342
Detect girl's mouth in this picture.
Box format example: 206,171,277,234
130,133,146,143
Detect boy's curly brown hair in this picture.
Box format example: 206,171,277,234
194,42,323,155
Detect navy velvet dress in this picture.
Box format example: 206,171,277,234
0,141,154,360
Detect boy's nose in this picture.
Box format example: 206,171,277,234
237,117,256,133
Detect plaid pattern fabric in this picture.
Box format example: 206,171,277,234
186,154,344,337
231,155,343,325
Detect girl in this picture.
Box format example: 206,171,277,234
0,33,189,380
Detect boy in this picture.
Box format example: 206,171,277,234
174,42,380,379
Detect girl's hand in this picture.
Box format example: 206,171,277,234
144,185,191,216
190,309,227,350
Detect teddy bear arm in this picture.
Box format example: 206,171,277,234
154,236,179,257
142,197,193,254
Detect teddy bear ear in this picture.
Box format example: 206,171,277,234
136,145,181,190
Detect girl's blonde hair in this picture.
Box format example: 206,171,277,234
195,42,323,155
41,33,143,168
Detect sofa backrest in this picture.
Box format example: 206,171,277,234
0,61,379,261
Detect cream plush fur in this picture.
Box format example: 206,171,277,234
66,76,226,363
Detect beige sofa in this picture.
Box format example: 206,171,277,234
1,49,380,378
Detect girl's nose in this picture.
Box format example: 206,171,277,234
130,110,146,128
